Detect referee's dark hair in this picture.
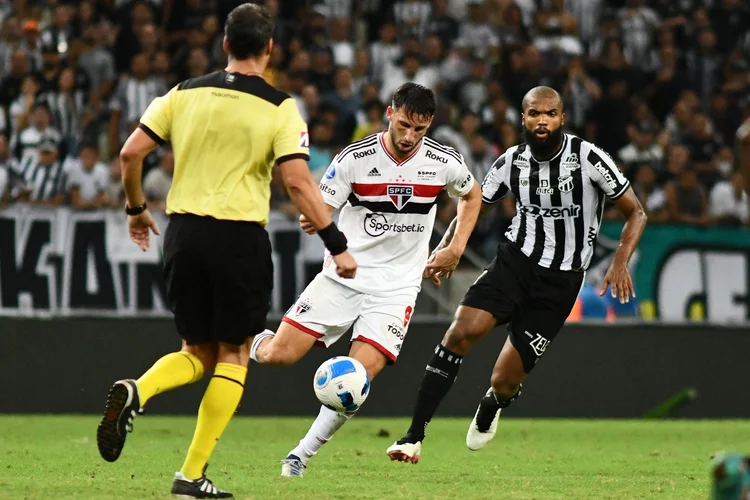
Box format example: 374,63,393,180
392,82,436,120
224,3,275,60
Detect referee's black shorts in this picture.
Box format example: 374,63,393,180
460,239,583,374
162,213,273,346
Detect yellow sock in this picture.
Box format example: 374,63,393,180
136,352,204,407
181,363,247,480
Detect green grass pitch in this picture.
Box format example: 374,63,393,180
1,415,746,499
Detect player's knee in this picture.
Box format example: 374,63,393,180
442,318,483,355
183,343,218,373
217,341,251,367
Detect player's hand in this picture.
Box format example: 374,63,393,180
333,250,357,279
128,211,160,252
600,263,635,304
299,214,317,235
423,246,462,287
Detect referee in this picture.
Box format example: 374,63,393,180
95,4,357,499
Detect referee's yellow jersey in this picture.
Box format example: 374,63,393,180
138,71,310,226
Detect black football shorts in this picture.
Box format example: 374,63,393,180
461,240,583,373
163,213,273,345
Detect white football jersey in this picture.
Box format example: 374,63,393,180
318,132,474,296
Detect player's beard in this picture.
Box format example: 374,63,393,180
523,126,564,160
389,128,416,156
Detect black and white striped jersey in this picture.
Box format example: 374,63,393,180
13,158,67,202
481,134,630,272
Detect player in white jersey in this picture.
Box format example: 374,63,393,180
249,83,482,476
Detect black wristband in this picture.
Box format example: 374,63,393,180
318,222,348,256
125,203,147,215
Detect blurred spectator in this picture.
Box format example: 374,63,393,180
684,113,723,187
13,139,66,207
0,16,23,81
66,143,109,210
562,56,601,137
13,102,61,162
109,53,167,153
0,48,30,109
143,148,173,212
379,53,437,107
393,0,432,41
617,0,661,68
322,66,361,126
709,170,748,226
78,24,116,112
631,162,667,222
685,27,722,110
8,74,40,135
20,19,43,73
369,22,401,84
308,120,335,179
665,166,709,226
39,68,85,155
455,0,499,57
0,133,19,205
352,100,385,142
426,0,458,42
40,5,73,55
106,156,124,208
617,122,664,177
329,17,354,68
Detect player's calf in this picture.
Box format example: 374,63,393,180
250,323,316,365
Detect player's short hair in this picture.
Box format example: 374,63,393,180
224,3,275,60
392,82,436,120
522,86,564,112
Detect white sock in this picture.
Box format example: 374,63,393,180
250,329,275,363
290,405,355,462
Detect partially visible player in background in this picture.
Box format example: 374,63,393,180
250,82,482,477
387,86,647,463
96,4,356,498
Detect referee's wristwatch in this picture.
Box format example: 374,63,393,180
125,203,148,215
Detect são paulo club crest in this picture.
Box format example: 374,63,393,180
295,298,311,315
387,185,413,210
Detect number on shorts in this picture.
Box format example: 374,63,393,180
403,305,413,327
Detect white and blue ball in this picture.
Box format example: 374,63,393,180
313,356,370,413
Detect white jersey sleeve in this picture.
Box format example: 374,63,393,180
481,148,514,204
318,158,352,209
444,151,474,198
585,143,630,200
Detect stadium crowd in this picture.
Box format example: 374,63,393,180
0,0,748,262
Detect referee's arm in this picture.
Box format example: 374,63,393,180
120,88,173,210
273,101,333,231
274,100,356,277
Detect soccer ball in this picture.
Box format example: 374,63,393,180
313,356,370,413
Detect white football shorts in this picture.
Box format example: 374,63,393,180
282,274,417,363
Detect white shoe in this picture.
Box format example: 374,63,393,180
387,440,422,463
466,392,502,451
279,454,306,477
